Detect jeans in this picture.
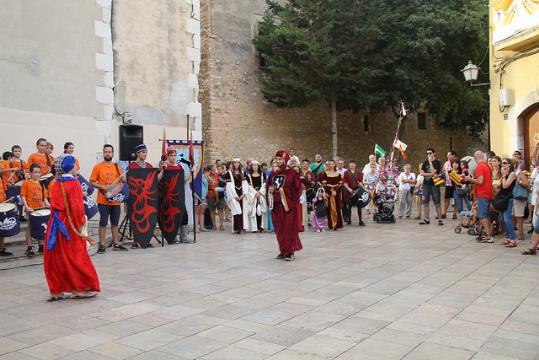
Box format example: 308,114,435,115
501,200,515,240
422,184,440,207
453,191,471,212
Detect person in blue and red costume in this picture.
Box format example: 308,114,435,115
44,155,100,302
267,150,303,261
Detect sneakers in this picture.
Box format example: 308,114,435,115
419,219,430,225
25,246,35,258
276,253,285,260
438,220,444,226
38,244,44,253
97,244,106,254
113,244,128,251
0,248,13,257
284,253,295,261
359,221,366,227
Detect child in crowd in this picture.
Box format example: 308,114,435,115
414,164,424,220
312,188,327,232
21,164,49,257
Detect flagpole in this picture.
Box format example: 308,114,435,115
187,114,197,243
390,100,405,172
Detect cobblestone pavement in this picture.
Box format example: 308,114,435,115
1,218,539,360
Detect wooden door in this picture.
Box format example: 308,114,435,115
524,104,539,165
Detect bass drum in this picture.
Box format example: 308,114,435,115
352,186,372,208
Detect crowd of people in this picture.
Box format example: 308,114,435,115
198,146,539,255
2,139,539,301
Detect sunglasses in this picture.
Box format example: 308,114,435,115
426,152,433,155
501,162,509,165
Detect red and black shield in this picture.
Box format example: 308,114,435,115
127,168,159,248
159,169,186,244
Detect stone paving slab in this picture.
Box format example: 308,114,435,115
0,217,539,359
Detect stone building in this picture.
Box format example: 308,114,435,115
200,0,483,165
0,0,201,176
488,0,539,162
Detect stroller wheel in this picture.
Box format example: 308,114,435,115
467,228,477,236
390,216,396,223
454,227,462,234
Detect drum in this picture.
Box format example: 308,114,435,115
84,196,98,220
5,185,21,205
352,186,372,208
29,209,50,240
106,182,129,203
0,203,20,237
39,173,54,188
77,175,94,196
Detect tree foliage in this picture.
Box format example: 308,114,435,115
253,0,489,136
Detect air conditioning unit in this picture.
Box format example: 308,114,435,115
499,88,514,108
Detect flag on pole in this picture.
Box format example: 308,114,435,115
393,139,408,152
161,128,167,157
374,144,386,157
399,101,407,117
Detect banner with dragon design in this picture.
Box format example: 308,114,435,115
158,169,186,244
126,168,159,248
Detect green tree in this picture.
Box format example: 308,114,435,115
253,0,489,156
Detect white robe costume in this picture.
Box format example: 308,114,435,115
225,170,249,233
243,174,267,232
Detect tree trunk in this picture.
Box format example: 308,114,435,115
331,96,337,159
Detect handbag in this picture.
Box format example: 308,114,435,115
456,184,469,197
512,183,528,200
492,193,511,211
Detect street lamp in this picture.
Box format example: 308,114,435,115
461,60,489,87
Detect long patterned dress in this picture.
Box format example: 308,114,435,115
318,172,343,230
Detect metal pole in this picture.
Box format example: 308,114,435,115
187,115,197,243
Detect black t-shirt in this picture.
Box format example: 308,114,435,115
421,159,441,186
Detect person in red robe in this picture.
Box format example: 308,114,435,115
44,155,100,301
268,150,302,261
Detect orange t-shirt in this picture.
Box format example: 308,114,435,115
27,153,55,175
0,178,6,202
90,161,123,206
21,179,48,209
0,160,13,185
12,159,28,183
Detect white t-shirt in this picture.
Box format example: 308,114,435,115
362,163,379,176
398,172,416,191
416,174,424,187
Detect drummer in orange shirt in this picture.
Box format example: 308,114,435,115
63,142,80,174
0,176,13,257
11,145,28,184
27,138,55,185
0,152,16,186
90,144,127,254
21,164,49,257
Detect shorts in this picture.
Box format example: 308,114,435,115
98,204,121,227
534,214,539,234
512,198,526,217
422,184,441,207
477,197,491,220
444,186,454,199
208,197,226,210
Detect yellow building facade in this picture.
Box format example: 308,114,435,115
490,0,539,163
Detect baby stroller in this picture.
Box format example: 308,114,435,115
373,184,396,224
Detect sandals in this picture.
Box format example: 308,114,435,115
72,292,98,299
46,295,67,302
505,241,518,248
521,248,537,255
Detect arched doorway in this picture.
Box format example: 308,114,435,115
522,103,539,165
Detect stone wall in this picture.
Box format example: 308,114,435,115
200,0,484,167
111,0,202,163
0,0,106,176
